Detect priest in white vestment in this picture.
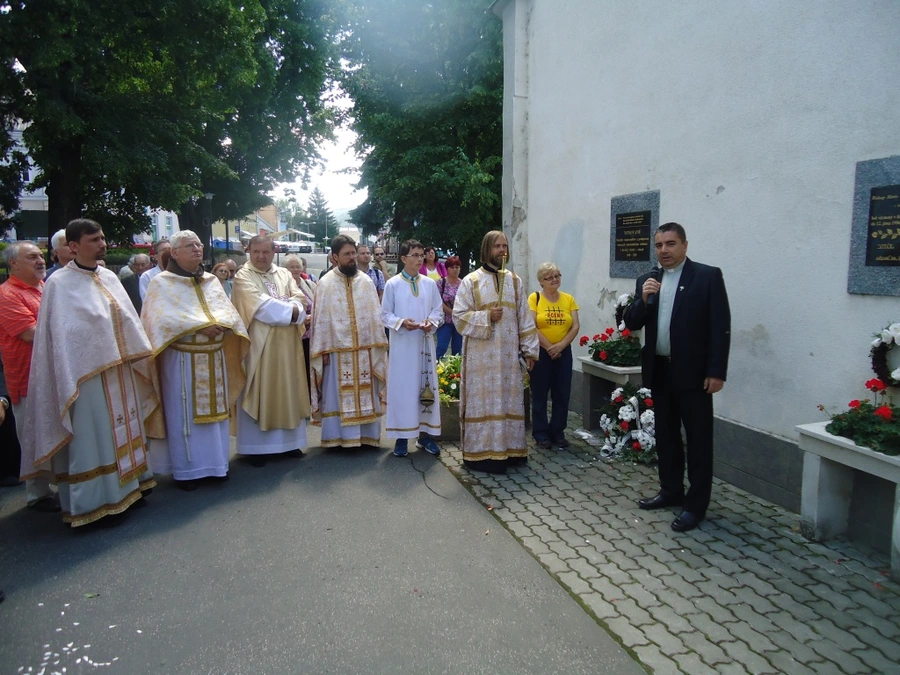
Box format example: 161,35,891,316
453,231,539,474
309,234,388,448
21,219,158,526
231,235,310,466
142,231,250,488
381,240,443,457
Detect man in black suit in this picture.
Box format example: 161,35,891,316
624,222,731,532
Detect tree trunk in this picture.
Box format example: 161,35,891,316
44,140,83,246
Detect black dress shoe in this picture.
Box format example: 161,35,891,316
248,456,267,467
638,493,683,510
671,511,704,532
463,459,508,474
175,480,199,491
29,495,62,513
0,475,22,487
285,449,304,459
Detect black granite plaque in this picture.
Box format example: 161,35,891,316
866,185,900,267
614,210,651,262
609,191,659,278
848,157,900,296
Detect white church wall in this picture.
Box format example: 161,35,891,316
500,0,900,443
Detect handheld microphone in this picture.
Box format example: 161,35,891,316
646,264,662,307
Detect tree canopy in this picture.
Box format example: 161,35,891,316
339,0,503,267
0,0,338,243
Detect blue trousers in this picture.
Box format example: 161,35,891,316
436,322,462,358
530,344,573,442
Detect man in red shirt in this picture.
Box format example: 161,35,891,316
0,241,57,511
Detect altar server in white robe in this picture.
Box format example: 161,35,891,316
309,234,388,448
142,230,250,489
381,239,443,457
231,235,310,466
21,219,157,526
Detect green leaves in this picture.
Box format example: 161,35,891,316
0,0,335,240
339,0,502,265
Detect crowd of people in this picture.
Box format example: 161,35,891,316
0,220,730,539
0,223,547,531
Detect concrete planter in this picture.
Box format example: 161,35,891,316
797,421,900,579
441,400,461,441
577,356,643,430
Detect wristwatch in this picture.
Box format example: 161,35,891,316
0,397,9,411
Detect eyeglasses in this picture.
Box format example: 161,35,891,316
543,274,561,280
374,252,385,257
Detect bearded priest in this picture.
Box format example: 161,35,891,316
141,230,250,489
309,234,388,449
231,235,310,466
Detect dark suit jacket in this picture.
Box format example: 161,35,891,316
121,273,142,315
623,258,731,391
0,358,8,402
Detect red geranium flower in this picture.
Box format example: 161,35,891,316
621,328,631,337
592,334,601,341
605,327,615,336
579,336,589,346
600,334,609,342
874,406,893,421
866,378,887,393
615,396,623,403
848,400,861,409
620,421,629,431
599,350,607,361
644,398,654,407
632,441,642,450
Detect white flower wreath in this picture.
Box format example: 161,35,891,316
598,385,656,461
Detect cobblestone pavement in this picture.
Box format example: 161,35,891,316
438,413,900,675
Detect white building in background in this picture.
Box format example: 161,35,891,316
143,209,180,243
493,0,900,547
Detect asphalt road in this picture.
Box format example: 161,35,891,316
0,429,644,675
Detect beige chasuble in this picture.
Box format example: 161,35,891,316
232,263,311,430
141,271,250,438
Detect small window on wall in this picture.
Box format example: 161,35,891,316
165,216,173,234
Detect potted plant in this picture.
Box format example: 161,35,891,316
437,354,462,440
819,378,899,455
579,326,641,367
816,322,900,455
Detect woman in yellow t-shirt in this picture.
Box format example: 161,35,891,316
528,262,580,449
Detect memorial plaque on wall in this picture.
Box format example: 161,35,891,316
609,191,659,278
866,186,900,266
614,211,651,262
848,156,900,296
